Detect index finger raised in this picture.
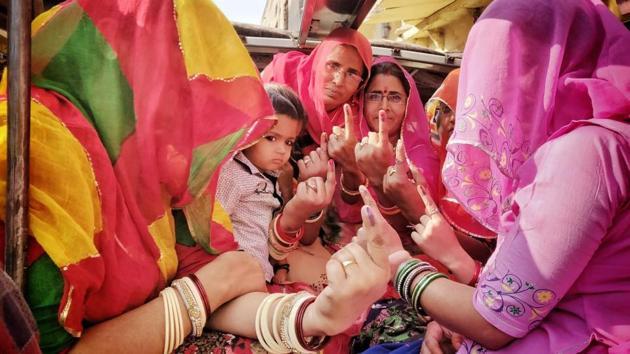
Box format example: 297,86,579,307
344,104,356,140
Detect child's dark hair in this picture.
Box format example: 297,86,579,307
366,62,410,95
264,83,308,129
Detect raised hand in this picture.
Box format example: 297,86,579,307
327,104,361,175
297,132,330,181
282,160,336,230
355,110,395,187
409,165,471,277
307,241,391,336
383,140,425,221
355,185,406,274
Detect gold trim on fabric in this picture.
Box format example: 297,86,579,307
59,286,82,338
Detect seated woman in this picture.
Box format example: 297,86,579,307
0,2,371,353
424,69,496,263
260,28,374,293
334,0,630,353
353,57,440,252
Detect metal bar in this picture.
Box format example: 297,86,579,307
243,36,460,65
5,0,32,290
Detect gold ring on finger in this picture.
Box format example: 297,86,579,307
341,260,357,270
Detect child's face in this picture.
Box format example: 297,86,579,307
244,114,302,171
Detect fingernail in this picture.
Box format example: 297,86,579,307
366,206,376,226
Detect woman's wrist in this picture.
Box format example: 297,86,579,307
444,250,477,284
301,301,332,337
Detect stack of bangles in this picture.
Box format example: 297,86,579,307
394,259,447,322
269,213,305,260
159,273,212,354
255,292,329,353
339,171,368,197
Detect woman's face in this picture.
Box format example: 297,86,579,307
364,73,407,138
427,100,455,149
320,45,364,112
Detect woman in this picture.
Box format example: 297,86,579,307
260,28,373,294
425,69,496,262
0,0,274,352
262,28,372,146
343,0,630,353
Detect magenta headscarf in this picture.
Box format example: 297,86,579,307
359,56,440,197
262,28,373,144
443,0,630,232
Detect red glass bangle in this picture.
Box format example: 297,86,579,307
276,213,304,243
468,261,482,286
188,273,212,315
296,297,330,351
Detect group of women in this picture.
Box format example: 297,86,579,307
0,0,628,353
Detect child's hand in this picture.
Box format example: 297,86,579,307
298,132,330,182
282,161,336,229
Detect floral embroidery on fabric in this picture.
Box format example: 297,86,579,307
478,269,556,330
443,94,530,231
459,340,488,354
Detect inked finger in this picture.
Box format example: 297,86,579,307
378,110,389,146
359,185,377,209
344,104,355,140
320,132,329,158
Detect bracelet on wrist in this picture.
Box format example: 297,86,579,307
340,171,368,196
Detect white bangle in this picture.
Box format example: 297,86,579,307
160,287,185,354
172,278,206,337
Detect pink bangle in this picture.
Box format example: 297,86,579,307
188,273,212,315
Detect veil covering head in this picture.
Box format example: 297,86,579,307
262,28,373,144
0,0,273,337
443,0,630,232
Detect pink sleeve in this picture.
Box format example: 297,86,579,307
472,126,624,338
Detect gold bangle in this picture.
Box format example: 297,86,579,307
340,171,368,196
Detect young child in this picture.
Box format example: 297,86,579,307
216,83,335,282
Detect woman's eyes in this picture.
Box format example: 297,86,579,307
264,135,276,142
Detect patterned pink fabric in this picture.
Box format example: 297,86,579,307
442,0,630,232
466,119,630,353
262,28,373,144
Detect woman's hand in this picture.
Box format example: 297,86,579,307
298,132,330,181
355,110,395,187
282,160,336,230
409,165,473,281
355,185,410,276
421,321,465,354
306,238,391,335
328,104,361,176
383,140,424,220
